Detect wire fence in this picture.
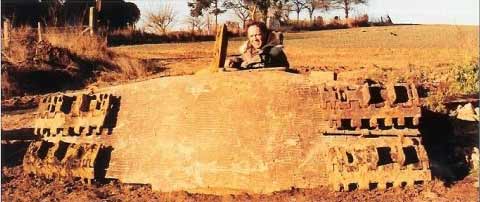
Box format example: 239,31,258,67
2,7,97,49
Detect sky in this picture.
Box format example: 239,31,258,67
128,0,479,30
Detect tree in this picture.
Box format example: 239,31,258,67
145,4,176,34
188,0,225,30
243,0,269,22
223,0,250,29
1,0,139,28
63,0,139,28
63,0,95,25
97,0,140,29
332,0,367,19
41,0,64,26
290,0,306,23
270,0,291,25
184,15,206,34
1,0,43,26
242,0,289,23
305,0,331,23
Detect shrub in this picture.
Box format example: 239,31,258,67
451,61,479,95
106,29,216,46
422,60,479,112
1,25,164,97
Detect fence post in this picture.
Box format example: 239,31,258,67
3,20,10,49
210,24,228,72
89,7,96,36
37,22,43,42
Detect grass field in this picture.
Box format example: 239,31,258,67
111,25,479,77
2,24,477,100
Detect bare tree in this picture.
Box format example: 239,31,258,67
305,0,331,23
146,4,177,34
243,0,288,22
332,0,367,19
223,0,250,29
184,15,206,34
290,0,306,23
270,0,291,25
41,0,65,26
188,0,225,31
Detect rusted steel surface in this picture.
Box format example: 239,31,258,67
22,70,431,194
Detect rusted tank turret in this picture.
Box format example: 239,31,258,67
20,68,431,194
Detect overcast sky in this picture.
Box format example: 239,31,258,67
128,0,479,30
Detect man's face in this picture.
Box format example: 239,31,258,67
247,25,264,49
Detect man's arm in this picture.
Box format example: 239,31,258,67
266,46,290,68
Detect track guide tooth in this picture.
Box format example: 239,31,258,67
397,117,405,127
351,119,360,129
369,118,378,128
413,116,420,126
384,117,393,127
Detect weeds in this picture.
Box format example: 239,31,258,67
450,61,479,95
422,60,479,112
287,14,371,32
107,29,215,46
1,26,164,98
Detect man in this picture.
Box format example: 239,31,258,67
227,21,290,69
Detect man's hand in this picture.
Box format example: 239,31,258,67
225,56,242,69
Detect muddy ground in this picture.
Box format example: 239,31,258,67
2,108,478,201
2,25,479,201
1,165,478,202
1,83,479,202
2,111,479,202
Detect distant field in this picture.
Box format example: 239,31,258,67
111,25,479,76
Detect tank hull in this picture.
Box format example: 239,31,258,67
24,70,431,194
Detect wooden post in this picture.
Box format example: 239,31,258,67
209,24,228,72
89,7,96,36
37,22,43,42
3,20,10,49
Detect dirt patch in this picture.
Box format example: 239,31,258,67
1,165,477,202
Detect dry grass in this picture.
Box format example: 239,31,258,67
285,25,478,70
107,29,217,46
1,27,164,97
110,25,479,112
111,25,478,74
44,28,110,60
41,27,167,81
2,24,478,99
1,26,37,66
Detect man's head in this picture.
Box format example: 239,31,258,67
245,21,268,49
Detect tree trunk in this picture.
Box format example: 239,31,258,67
296,11,300,23
344,0,350,19
214,0,218,32
309,11,313,24
262,10,268,23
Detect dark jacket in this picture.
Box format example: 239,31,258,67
232,31,290,69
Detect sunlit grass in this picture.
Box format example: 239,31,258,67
111,25,479,74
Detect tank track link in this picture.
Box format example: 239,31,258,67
320,82,431,191
23,141,103,182
24,92,119,181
